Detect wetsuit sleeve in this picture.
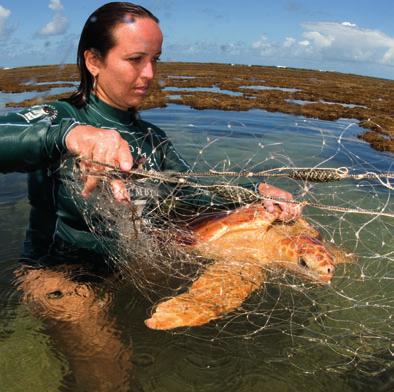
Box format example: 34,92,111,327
0,112,78,173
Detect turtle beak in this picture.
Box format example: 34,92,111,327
318,274,332,284
298,257,333,284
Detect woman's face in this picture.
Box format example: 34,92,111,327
91,17,163,110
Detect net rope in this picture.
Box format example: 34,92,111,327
82,160,394,218
60,123,393,376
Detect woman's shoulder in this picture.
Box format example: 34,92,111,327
41,100,79,122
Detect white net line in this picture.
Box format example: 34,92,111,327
60,116,393,375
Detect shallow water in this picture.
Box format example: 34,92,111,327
240,85,300,92
286,99,368,109
163,86,243,96
0,103,393,391
0,87,76,109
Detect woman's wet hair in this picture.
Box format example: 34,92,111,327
65,2,159,108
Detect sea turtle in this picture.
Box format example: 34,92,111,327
145,203,353,330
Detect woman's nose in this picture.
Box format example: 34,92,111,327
141,61,155,79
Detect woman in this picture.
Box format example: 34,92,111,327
0,2,301,390
1,2,299,258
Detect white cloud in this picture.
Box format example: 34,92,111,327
0,33,79,68
38,14,68,36
166,40,247,57
283,37,296,48
0,5,10,19
49,0,63,11
167,20,394,78
38,1,68,37
251,21,394,70
303,31,334,48
0,5,11,39
220,41,246,55
382,47,394,64
300,21,394,66
252,35,275,55
341,21,357,27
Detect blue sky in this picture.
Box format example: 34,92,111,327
0,0,393,79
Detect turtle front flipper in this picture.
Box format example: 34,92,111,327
145,258,266,330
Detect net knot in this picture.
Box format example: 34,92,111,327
289,167,349,182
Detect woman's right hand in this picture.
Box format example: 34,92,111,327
258,182,302,222
65,125,133,202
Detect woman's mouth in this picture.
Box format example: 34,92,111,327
134,86,148,95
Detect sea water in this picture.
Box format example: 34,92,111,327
0,103,393,391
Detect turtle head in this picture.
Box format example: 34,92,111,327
295,236,336,283
278,235,336,284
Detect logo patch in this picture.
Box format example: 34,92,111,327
20,104,58,122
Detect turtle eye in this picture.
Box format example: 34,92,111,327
298,258,309,269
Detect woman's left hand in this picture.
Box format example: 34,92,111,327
257,183,302,221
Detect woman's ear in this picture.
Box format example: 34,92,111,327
84,49,102,77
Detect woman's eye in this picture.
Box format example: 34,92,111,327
153,57,161,63
128,57,142,63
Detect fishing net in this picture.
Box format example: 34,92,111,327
61,113,393,376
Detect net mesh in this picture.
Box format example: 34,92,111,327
60,116,393,376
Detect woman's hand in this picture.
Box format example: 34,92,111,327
257,182,302,221
65,125,133,202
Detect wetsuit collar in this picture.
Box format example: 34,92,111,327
88,94,136,125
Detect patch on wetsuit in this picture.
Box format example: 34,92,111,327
19,104,58,122
130,179,160,199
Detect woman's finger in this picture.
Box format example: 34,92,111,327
278,201,302,221
117,139,133,172
263,199,275,213
110,179,130,203
258,182,303,221
82,175,99,198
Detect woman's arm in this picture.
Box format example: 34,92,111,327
0,111,133,202
0,114,78,172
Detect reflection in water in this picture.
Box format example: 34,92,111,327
240,85,300,92
286,98,368,109
167,75,196,79
0,104,393,391
14,264,133,391
0,87,76,108
163,86,243,96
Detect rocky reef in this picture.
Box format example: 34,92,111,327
1,62,393,153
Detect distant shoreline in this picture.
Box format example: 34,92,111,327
2,62,393,83
0,62,393,153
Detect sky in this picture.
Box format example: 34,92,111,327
0,0,393,80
